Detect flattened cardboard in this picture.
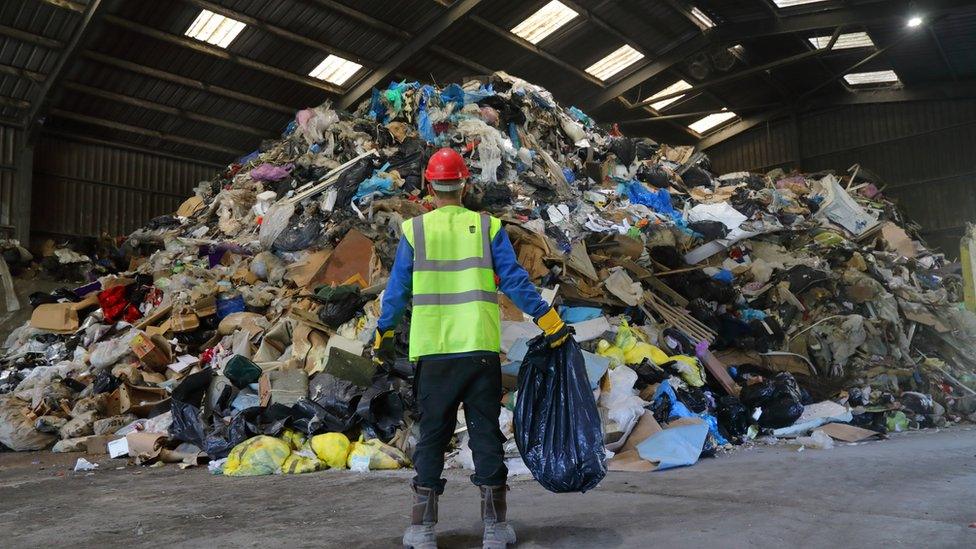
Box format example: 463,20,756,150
176,195,205,217
284,250,331,288
320,229,378,288
85,434,122,455
819,422,883,443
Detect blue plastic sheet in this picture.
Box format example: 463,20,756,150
635,420,708,471
740,308,767,321
440,83,464,110
416,85,437,143
711,269,733,284
568,106,593,127
621,181,683,223
515,334,607,493
464,83,494,104
558,306,602,323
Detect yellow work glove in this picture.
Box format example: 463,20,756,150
372,328,395,364
536,308,572,348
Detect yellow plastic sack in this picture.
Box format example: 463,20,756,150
223,435,291,477
669,354,706,387
310,432,352,469
281,448,324,474
615,321,669,365
280,428,306,450
347,436,410,471
595,339,625,368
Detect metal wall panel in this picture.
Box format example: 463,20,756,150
705,99,976,256
0,124,21,236
31,135,216,238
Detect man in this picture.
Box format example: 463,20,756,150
374,147,570,549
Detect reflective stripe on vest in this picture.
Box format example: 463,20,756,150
411,213,495,306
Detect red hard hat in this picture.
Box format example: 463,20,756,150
425,147,470,182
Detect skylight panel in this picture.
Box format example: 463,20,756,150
511,0,579,44
309,55,363,86
689,110,737,134
646,80,692,111
185,9,246,48
690,6,716,29
585,45,644,81
843,70,900,86
809,32,875,50
772,0,829,7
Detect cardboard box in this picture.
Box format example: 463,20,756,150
117,384,169,417
29,293,99,333
129,331,173,372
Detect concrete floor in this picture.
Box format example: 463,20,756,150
1,428,974,548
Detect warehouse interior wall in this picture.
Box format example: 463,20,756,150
0,124,30,244
704,99,976,258
28,135,219,249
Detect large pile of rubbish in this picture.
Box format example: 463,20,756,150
2,72,975,475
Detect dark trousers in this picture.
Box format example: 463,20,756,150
412,353,508,493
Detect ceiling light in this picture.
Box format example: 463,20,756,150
309,54,363,86
689,110,737,134
645,80,692,110
843,70,900,86
585,45,644,81
511,1,579,44
907,16,924,28
809,32,875,50
185,9,246,48
690,6,716,29
772,0,828,8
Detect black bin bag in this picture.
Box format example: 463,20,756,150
514,333,607,493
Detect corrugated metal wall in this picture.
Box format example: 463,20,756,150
705,99,976,256
0,124,21,238
31,136,218,239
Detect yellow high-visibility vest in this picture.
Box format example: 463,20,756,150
402,205,502,360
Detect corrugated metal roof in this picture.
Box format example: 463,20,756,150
0,0,968,162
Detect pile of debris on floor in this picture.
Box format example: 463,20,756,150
1,72,975,476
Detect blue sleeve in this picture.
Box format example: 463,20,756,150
377,236,414,332
492,226,551,320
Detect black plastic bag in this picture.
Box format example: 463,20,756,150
758,397,804,428
717,395,750,439
314,285,365,329
514,333,606,493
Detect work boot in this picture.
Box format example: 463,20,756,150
403,484,438,549
480,484,516,548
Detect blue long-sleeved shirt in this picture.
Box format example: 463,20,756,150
377,224,550,334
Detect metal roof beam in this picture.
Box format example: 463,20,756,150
101,14,343,95
0,96,30,109
0,63,46,83
630,28,841,109
304,0,411,40
33,0,85,12
586,0,976,111
50,108,241,155
62,81,273,137
0,24,64,49
24,0,102,139
339,0,484,109
179,0,376,69
468,15,605,88
81,50,295,115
